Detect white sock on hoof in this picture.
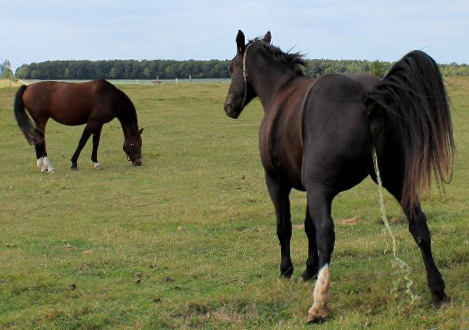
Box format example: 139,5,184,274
92,161,102,170
37,158,46,173
43,157,55,174
307,264,331,323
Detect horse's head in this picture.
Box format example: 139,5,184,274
224,30,272,119
123,128,143,166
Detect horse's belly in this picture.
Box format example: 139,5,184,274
51,112,89,126
260,149,304,190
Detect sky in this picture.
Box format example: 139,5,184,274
1,0,468,71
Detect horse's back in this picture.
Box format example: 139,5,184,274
23,80,117,126
301,74,379,192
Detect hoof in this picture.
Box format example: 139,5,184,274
307,315,328,324
432,292,450,309
92,162,102,170
307,305,330,324
71,166,78,171
40,168,47,173
301,268,318,282
279,265,294,279
47,169,55,174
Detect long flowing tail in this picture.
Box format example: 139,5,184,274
366,50,455,211
14,85,36,145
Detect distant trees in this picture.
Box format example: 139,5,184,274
13,58,469,80
1,59,15,79
15,59,232,80
1,60,18,86
303,59,392,78
439,63,469,77
370,60,385,77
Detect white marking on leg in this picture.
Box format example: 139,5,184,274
37,157,46,173
307,264,331,323
43,156,55,174
92,161,102,170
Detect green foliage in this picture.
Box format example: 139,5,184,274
16,58,469,81
439,63,469,77
0,79,468,329
370,60,385,77
0,59,17,81
15,59,232,80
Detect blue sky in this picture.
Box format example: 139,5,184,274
1,0,468,71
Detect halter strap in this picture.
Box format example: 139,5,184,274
241,43,254,108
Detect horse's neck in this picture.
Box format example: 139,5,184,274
252,69,305,112
118,116,138,141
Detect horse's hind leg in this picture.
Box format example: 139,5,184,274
35,134,46,173
381,180,448,308
265,174,294,278
305,186,335,323
34,122,55,174
91,125,103,169
302,205,319,281
407,204,448,307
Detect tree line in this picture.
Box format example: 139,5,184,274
13,58,469,80
14,60,232,80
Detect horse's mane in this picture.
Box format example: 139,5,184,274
102,80,139,131
250,38,307,75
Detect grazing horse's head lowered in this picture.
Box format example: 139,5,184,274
123,128,144,166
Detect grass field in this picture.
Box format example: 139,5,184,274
0,79,23,89
0,78,468,330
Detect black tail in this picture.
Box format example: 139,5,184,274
367,50,455,211
14,85,36,145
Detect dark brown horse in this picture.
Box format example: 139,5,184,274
14,80,143,173
224,31,455,323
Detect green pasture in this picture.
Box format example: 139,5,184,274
0,79,468,329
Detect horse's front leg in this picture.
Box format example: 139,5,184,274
71,124,94,170
91,126,103,169
266,174,294,278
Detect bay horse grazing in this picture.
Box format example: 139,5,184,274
14,80,143,173
224,31,455,323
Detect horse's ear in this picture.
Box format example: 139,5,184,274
262,31,272,44
236,30,246,54
138,128,144,135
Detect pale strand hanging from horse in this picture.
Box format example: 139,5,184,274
224,30,454,323
14,80,143,173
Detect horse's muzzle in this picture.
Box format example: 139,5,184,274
224,103,240,119
132,158,142,166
